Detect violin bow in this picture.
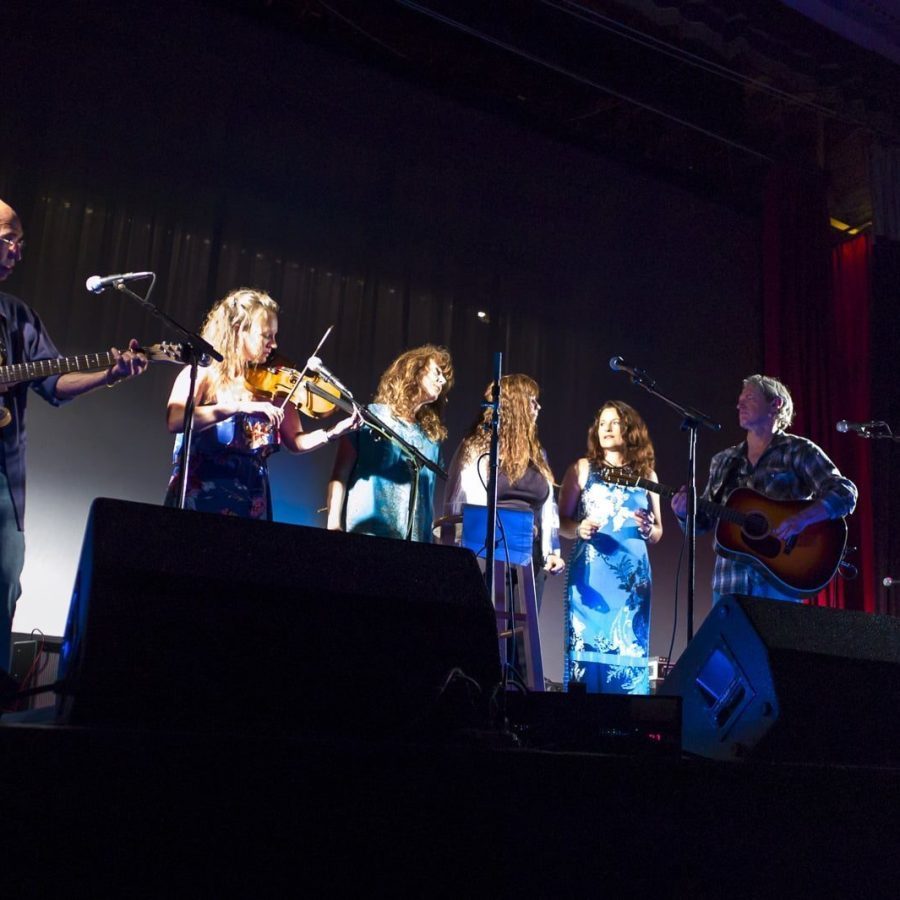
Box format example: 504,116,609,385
277,324,334,410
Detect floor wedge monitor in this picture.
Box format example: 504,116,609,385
660,595,900,764
56,499,501,735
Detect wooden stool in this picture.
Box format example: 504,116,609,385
435,510,544,691
493,558,544,691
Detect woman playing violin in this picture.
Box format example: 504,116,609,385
164,288,360,520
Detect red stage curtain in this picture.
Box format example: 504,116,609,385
830,234,875,612
763,167,874,611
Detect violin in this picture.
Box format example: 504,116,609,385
245,353,342,419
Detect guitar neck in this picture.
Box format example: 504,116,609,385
0,352,118,386
605,471,742,525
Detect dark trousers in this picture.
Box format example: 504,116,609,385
0,471,25,672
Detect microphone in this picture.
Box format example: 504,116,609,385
307,357,354,399
609,356,652,382
884,577,899,588
835,420,885,435
85,272,154,294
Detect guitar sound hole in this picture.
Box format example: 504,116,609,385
743,513,769,539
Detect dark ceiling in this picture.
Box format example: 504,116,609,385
214,0,900,225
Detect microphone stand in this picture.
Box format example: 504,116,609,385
841,421,900,442
482,354,519,696
615,365,720,643
484,352,502,610
111,281,222,510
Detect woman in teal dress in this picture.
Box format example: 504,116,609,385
326,345,453,542
558,401,663,694
164,288,360,519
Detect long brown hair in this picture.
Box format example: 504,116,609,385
586,400,655,478
198,287,279,403
460,374,554,485
373,344,453,443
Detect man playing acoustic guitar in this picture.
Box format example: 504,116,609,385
0,197,148,674
671,374,857,604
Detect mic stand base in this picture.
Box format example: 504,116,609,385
683,418,699,643
404,458,422,542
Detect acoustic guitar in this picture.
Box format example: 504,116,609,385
599,467,848,598
0,341,186,428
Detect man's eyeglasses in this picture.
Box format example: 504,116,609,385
0,237,25,254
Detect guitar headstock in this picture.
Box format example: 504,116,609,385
143,342,188,364
599,466,639,488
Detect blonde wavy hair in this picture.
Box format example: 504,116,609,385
461,374,554,485
198,288,279,402
586,400,656,478
373,345,454,443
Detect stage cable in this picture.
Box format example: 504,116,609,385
667,516,688,671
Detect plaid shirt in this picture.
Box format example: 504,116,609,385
696,432,858,600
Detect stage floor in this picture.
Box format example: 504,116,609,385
1,719,898,896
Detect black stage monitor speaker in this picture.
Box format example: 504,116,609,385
660,595,900,765
56,499,501,735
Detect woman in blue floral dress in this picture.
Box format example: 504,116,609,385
164,288,360,519
559,401,662,694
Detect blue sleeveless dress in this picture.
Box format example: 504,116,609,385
164,412,279,520
563,464,652,694
343,403,440,542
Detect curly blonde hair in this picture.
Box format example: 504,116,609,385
373,345,453,443
586,400,656,478
461,374,554,485
198,288,279,403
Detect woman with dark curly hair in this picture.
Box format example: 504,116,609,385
558,401,662,694
326,344,453,542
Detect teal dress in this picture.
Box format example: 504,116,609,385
564,464,652,694
343,403,439,542
164,412,279,520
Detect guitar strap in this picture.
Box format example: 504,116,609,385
711,452,746,504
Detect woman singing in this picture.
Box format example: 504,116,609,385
443,374,565,583
164,288,359,519
326,345,453,541
558,401,662,695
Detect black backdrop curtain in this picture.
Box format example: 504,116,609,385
2,0,764,670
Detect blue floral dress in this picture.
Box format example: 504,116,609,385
164,412,279,520
564,464,652,694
